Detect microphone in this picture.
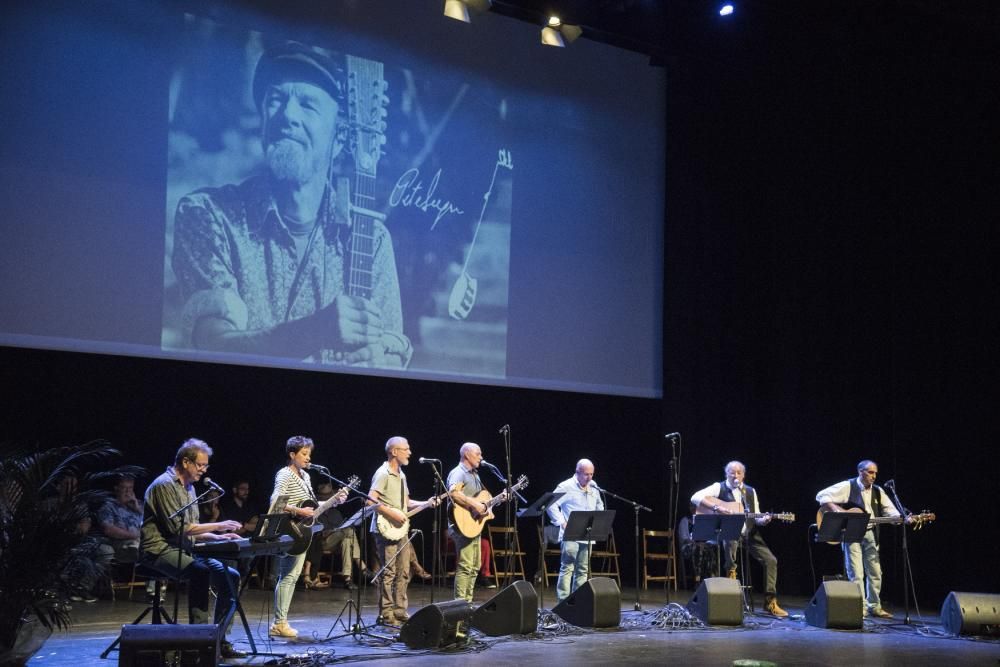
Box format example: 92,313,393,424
498,424,510,434
202,477,225,494
664,432,680,440
884,479,895,490
418,457,441,465
410,529,422,536
480,459,500,470
309,463,329,472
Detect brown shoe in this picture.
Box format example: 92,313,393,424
872,608,893,619
727,568,738,580
765,597,789,618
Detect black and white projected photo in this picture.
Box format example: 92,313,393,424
0,0,664,397
162,16,513,378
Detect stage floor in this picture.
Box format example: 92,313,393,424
31,581,998,666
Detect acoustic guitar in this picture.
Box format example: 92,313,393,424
282,474,360,556
816,506,936,545
450,474,529,539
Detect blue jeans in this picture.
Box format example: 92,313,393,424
274,552,306,623
844,529,883,613
556,541,591,602
145,549,239,627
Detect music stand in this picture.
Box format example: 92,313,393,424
562,509,616,589
692,514,746,582
815,511,869,544
518,492,564,610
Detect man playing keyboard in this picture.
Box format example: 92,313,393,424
139,438,245,659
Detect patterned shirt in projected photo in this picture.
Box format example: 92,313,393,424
172,174,409,369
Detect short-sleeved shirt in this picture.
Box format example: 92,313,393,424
369,462,409,533
140,466,199,558
97,498,142,548
446,463,484,501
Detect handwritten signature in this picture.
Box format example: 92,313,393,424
389,168,464,230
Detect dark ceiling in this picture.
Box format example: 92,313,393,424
489,0,1000,66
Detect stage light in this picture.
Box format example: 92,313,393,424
443,0,492,23
540,16,582,48
719,4,735,16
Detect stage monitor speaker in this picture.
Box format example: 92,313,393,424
119,623,219,666
399,599,473,649
686,577,743,626
940,591,1000,637
804,580,863,629
471,580,538,635
551,576,621,628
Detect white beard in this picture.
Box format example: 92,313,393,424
266,139,322,186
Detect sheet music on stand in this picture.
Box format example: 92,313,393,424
563,509,616,543
691,514,745,543
517,492,565,519
816,511,870,543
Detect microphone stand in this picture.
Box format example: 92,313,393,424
666,433,681,603
425,462,449,603
884,481,915,625
319,471,384,641
597,486,652,611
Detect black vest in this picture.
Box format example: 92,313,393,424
717,481,757,534
843,479,884,544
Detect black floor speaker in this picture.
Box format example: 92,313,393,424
804,580,863,629
551,576,621,628
118,623,219,666
940,591,1000,636
471,580,538,635
686,577,743,626
399,599,473,649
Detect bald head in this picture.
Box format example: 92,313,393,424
460,442,483,469
575,459,595,488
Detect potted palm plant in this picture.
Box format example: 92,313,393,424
0,440,142,666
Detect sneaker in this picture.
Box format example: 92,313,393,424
269,621,298,638
871,608,893,619
379,616,402,628
765,597,789,618
477,575,497,589
395,611,411,622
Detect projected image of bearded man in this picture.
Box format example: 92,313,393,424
171,42,410,368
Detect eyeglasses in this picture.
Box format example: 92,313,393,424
187,459,210,471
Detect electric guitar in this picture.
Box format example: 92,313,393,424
816,506,936,545
376,491,450,541
282,474,360,556
695,500,796,523
450,475,529,539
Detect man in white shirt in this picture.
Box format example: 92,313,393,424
691,460,788,618
816,459,913,619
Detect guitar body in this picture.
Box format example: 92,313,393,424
449,475,530,539
449,489,495,539
281,475,360,555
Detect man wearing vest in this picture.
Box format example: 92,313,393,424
692,460,788,618
816,459,912,619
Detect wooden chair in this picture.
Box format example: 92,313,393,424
487,525,526,587
590,530,622,585
642,529,678,590
536,524,562,588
